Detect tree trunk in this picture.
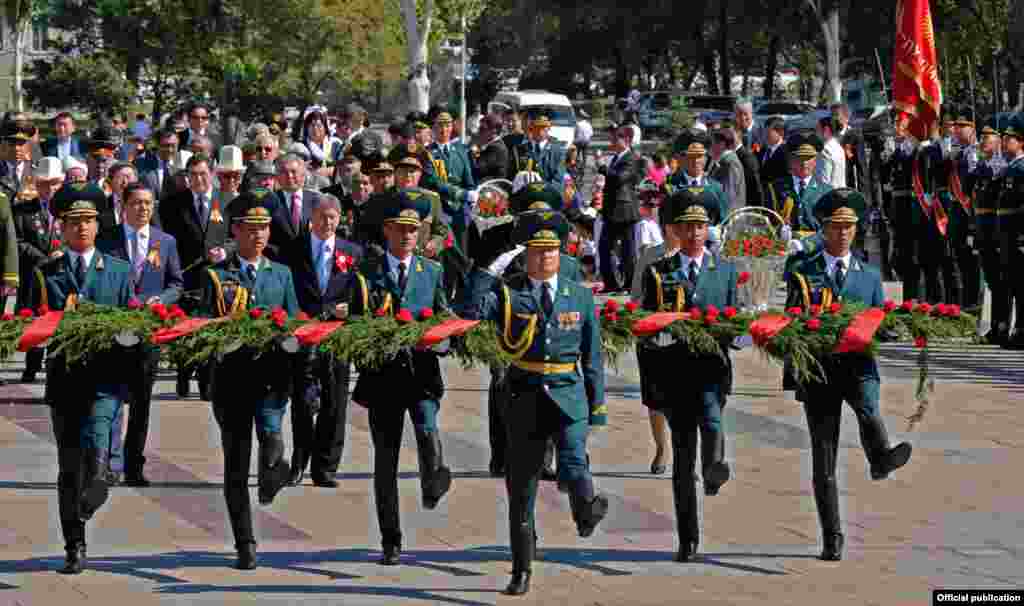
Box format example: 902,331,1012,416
400,0,433,113
764,35,780,99
718,0,731,94
810,0,842,103
12,21,28,111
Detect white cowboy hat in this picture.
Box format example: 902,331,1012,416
34,156,65,180
217,145,245,172
62,156,87,173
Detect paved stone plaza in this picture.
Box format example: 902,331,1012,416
0,334,1021,605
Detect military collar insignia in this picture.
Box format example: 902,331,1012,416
95,254,105,271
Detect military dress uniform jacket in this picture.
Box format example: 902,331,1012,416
351,254,449,404
463,271,605,424
522,140,568,190
428,142,476,215
0,192,20,291
990,155,1024,232
12,195,56,307
638,251,738,404
765,177,831,235
784,251,885,397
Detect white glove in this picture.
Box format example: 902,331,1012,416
431,338,450,354
780,225,793,242
787,239,805,255
732,335,753,350
465,189,479,204
650,332,676,348
513,171,543,193
487,245,525,276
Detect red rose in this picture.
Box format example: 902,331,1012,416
168,304,184,317
935,303,947,316
604,299,620,313
396,309,414,323
249,308,264,319
37,304,50,316
374,308,388,317
625,301,639,313
705,304,719,317
809,304,822,316
689,307,703,321
947,304,961,317
737,271,751,286
883,300,898,312
704,315,719,326
18,308,32,319
296,312,311,321
150,303,167,318
444,232,454,249
915,303,932,314
901,301,914,312
50,239,61,249
914,336,928,348
786,306,803,316
335,252,352,272
419,308,434,320
127,298,143,310
806,318,822,331
606,311,619,322
1,312,12,321
723,306,738,319
829,302,842,314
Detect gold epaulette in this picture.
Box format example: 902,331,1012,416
498,283,537,359
34,267,48,310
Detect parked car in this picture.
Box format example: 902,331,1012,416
784,109,832,133
636,90,682,133
488,90,577,145
754,101,816,127
849,104,890,130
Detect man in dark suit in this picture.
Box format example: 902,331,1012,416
136,128,181,202
0,118,36,200
598,120,645,293
98,162,141,232
98,183,184,486
758,118,789,185
268,153,321,261
158,154,233,398
178,102,221,153
283,194,365,487
475,114,509,182
732,124,763,206
41,112,84,162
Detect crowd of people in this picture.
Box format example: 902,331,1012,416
0,93,1018,595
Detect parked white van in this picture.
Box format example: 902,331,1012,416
488,90,577,145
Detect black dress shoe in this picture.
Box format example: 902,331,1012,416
820,532,844,561
505,571,531,595
175,374,190,398
488,462,505,477
575,494,609,538
1000,333,1024,351
983,330,1009,346
59,544,86,574
123,472,150,487
105,470,122,486
379,544,401,565
310,472,338,488
236,543,257,570
674,541,698,562
703,461,730,495
287,465,304,487
539,467,557,481
871,442,912,480
20,371,36,384
650,456,668,475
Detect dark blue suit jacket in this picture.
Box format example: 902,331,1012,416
284,230,366,319
41,136,84,161
97,225,184,303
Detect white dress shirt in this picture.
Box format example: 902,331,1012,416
67,247,97,273
193,189,213,221
124,224,150,265
823,250,852,283
679,250,706,276
792,175,812,195
528,275,558,306
816,136,847,189
57,138,72,160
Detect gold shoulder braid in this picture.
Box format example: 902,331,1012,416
793,272,833,309
355,273,369,314
499,284,537,359
34,267,48,311
651,266,665,311
433,158,449,183
207,269,249,317
674,286,685,312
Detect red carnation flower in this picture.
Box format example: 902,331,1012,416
374,308,388,317
396,309,414,323
127,298,143,310
273,316,287,328
809,304,822,316
50,238,61,248
419,308,434,320
901,300,914,312
18,308,32,319
689,307,703,321
37,304,50,316
829,302,842,314
605,299,620,313
168,303,184,316
806,318,822,331
444,232,454,249
947,304,961,317
935,303,947,316
249,308,264,319
786,306,803,316
723,306,738,319
1,312,12,321
150,303,167,318
704,315,719,326
625,301,639,313
567,242,578,256
705,304,719,317
606,311,619,322
296,312,310,321
883,300,898,312
914,336,928,349
915,303,932,314
737,271,751,286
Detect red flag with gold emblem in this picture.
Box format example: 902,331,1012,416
892,0,942,140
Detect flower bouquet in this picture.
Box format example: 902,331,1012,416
722,233,788,311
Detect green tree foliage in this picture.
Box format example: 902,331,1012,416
24,52,138,115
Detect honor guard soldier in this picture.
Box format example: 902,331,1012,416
917,127,962,304
997,121,1024,349
197,188,300,570
474,184,584,479
785,188,913,562
427,107,478,263
0,117,36,200
637,188,736,562
522,114,568,190
665,131,729,227
351,189,453,567
881,114,921,299
284,194,367,487
968,125,1010,344
32,183,135,574
463,210,608,596
766,132,832,240
13,158,65,383
952,116,981,308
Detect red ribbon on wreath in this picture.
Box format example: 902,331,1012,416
832,307,886,354
150,316,230,344
293,321,345,346
417,318,480,348
17,311,64,352
748,314,793,347
631,312,689,337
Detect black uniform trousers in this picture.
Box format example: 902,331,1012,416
599,219,638,292
487,364,509,470
290,354,352,476
949,203,980,307
52,404,88,550
976,223,1010,334
122,346,161,475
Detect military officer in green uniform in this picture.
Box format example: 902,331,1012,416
785,189,913,562
967,125,1010,343
463,210,608,596
766,132,832,239
0,122,27,313
197,188,300,570
351,189,453,567
665,134,729,228
637,188,736,562
521,115,568,191
32,183,134,574
427,108,478,257
997,121,1024,349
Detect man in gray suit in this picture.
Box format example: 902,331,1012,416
709,128,746,211
137,128,181,201
267,153,321,261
